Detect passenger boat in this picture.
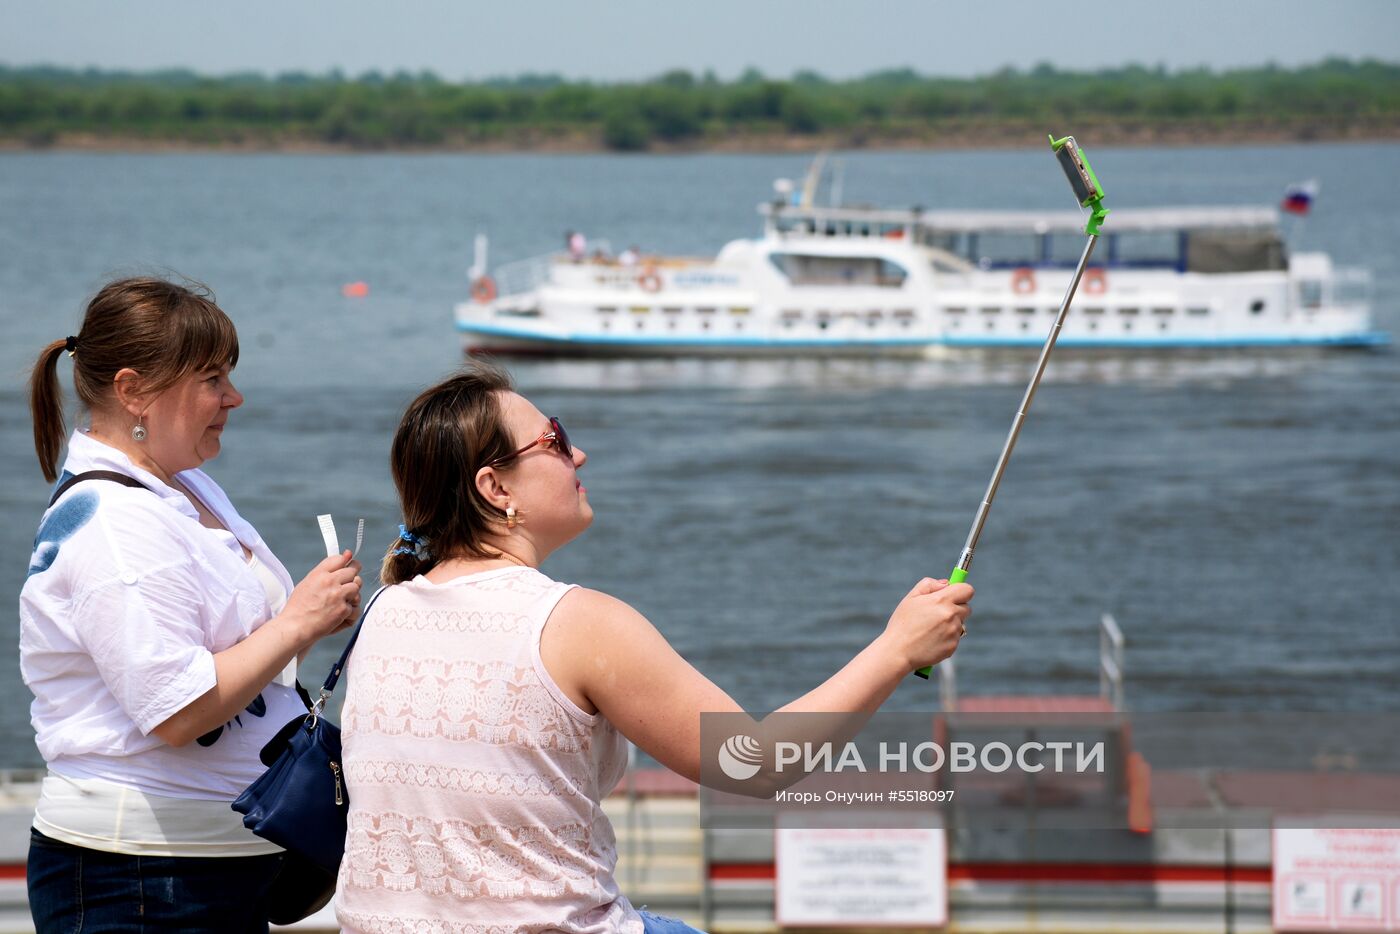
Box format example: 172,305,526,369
455,176,1383,357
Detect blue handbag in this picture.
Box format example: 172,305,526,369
232,585,387,874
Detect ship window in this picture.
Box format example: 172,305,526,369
662,306,683,315
979,307,1000,315
945,306,968,315
1115,231,1181,269
1151,307,1174,316
1250,299,1265,314
1299,282,1322,308
597,306,617,315
780,309,802,319
1020,321,1030,331
1119,307,1140,316
1015,307,1035,315
1083,307,1105,316
1186,231,1285,272
1187,306,1209,316
629,306,649,315
696,306,717,315
768,253,908,287
702,320,711,330
969,232,1038,268
729,307,751,315
1045,235,1090,266
635,320,645,330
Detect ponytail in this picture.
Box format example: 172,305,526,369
379,539,434,586
29,339,70,483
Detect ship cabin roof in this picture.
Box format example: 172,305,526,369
759,203,1287,274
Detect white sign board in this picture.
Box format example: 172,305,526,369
776,826,947,926
1274,826,1400,931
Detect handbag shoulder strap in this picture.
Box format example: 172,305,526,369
49,470,149,508
318,584,390,698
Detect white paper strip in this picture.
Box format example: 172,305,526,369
316,514,339,557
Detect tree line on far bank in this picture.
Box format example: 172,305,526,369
2,59,1396,150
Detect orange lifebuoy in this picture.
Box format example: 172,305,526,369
470,276,497,303
1083,267,1108,294
637,267,662,293
1010,267,1036,294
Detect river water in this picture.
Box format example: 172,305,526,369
1,143,1397,767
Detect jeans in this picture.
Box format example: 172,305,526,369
27,829,283,933
638,909,708,933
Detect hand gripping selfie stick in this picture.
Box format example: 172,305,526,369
915,135,1109,681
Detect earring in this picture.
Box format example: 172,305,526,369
506,505,517,529
131,416,148,443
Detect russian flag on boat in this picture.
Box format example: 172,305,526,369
1281,179,1318,215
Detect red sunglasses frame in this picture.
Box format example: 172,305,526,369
488,416,573,467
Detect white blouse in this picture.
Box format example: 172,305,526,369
20,430,308,809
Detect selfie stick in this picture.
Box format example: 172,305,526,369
915,135,1109,680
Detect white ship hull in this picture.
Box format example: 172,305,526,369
457,205,1385,357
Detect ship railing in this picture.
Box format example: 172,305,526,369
493,254,555,298
502,253,726,294
496,241,645,296
1333,267,1372,312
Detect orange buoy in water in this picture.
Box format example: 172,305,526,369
341,281,370,298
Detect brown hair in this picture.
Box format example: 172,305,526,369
29,277,240,482
381,364,521,585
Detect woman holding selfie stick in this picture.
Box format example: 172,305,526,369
21,277,363,932
336,364,972,934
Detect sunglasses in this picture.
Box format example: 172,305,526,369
489,416,573,467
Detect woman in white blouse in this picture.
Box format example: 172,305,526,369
21,277,363,932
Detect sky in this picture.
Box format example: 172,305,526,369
1,0,1396,82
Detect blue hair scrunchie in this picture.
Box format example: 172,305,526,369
394,523,421,557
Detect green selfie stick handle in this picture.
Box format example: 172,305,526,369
914,566,969,679
912,133,1108,683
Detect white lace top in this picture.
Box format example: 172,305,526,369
335,566,644,934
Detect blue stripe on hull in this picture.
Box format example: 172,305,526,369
457,320,1390,352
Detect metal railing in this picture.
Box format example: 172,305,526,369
1333,267,1372,312
492,253,555,298
1100,612,1125,711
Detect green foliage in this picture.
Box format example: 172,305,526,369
0,60,1396,149
602,107,650,151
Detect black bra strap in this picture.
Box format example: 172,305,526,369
49,470,149,508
